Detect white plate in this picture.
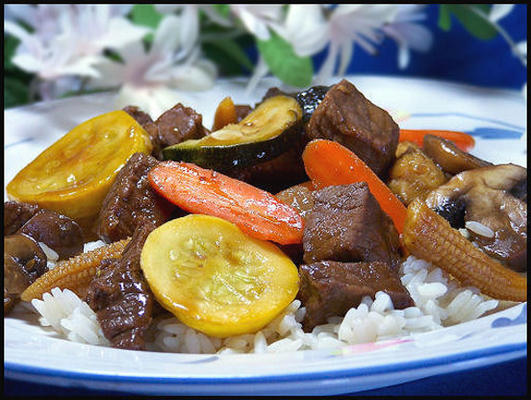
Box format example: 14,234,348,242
4,76,527,395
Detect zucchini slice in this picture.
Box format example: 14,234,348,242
162,96,303,171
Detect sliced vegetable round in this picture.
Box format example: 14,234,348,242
6,111,153,220
162,95,303,170
140,214,300,337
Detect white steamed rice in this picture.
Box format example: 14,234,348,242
28,254,500,353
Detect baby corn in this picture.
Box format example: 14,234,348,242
21,238,130,302
403,199,527,302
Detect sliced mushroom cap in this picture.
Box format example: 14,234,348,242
425,164,527,272
423,134,492,175
4,234,48,314
18,209,84,260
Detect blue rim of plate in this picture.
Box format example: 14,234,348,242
4,341,526,386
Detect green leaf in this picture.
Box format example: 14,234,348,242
130,4,163,28
4,34,20,71
445,5,497,40
212,4,230,18
438,5,452,31
130,4,162,42
257,32,313,88
4,77,30,108
208,39,254,71
202,43,247,76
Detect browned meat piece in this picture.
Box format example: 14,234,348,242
4,201,41,235
96,152,174,243
4,234,48,314
307,79,399,178
123,104,208,159
276,182,315,220
18,209,83,260
303,183,401,269
154,103,208,149
122,105,154,127
234,104,252,122
227,147,308,193
299,261,414,331
86,225,154,350
122,105,161,156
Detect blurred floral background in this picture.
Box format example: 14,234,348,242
4,4,527,113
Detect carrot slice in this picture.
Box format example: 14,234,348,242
302,139,407,234
212,96,238,131
148,161,304,244
399,129,475,152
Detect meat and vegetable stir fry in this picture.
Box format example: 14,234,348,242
4,79,527,353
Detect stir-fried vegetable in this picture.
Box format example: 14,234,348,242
302,139,407,234
148,161,304,244
212,96,238,131
6,111,153,221
399,129,475,152
21,238,130,302
162,95,303,171
403,198,527,302
140,214,300,337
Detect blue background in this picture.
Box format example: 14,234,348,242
316,4,527,89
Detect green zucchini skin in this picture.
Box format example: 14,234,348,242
162,122,304,172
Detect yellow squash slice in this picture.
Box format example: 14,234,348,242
6,110,152,220
140,214,300,337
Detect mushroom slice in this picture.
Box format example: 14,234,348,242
423,134,491,174
425,164,527,272
18,209,84,260
4,234,48,314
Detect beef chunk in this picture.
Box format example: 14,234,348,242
96,152,173,243
154,103,207,149
234,104,252,122
123,104,208,159
18,209,83,260
227,147,308,193
123,106,161,155
86,225,154,350
123,105,154,127
303,183,401,269
299,261,414,330
307,79,399,177
4,201,41,235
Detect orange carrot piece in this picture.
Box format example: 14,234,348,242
302,139,407,234
399,129,475,152
212,96,238,131
148,161,304,245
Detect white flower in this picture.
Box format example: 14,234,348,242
4,5,149,99
272,5,329,57
230,5,284,40
89,14,217,117
381,5,433,70
515,41,526,66
315,5,398,83
488,4,515,22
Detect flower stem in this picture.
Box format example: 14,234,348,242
468,5,526,67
